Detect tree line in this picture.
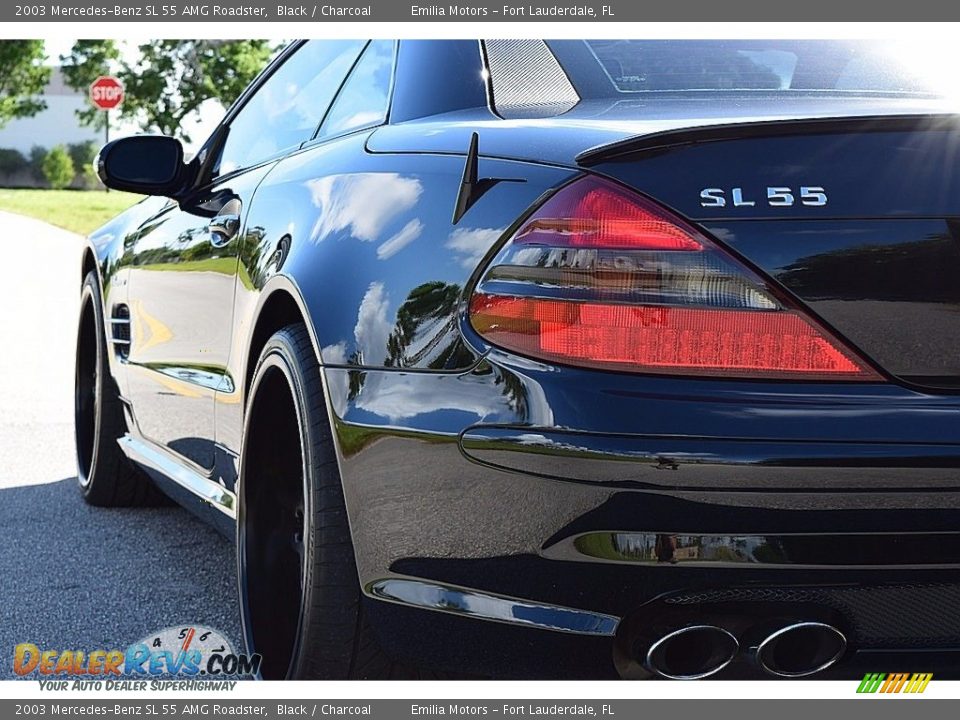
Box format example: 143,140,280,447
0,40,279,142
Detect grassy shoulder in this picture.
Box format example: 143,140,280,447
0,188,142,235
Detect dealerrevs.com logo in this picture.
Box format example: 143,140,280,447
857,673,934,694
14,625,262,686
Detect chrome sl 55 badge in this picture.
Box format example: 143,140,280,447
700,186,828,208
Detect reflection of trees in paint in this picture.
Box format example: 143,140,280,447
385,281,470,369
492,370,529,420
779,235,959,302
382,281,533,418
128,226,228,267
346,350,364,402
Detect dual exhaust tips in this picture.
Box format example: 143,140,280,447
644,621,847,680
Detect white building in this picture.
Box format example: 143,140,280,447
0,61,226,165
0,67,106,155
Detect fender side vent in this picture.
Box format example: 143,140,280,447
110,304,131,360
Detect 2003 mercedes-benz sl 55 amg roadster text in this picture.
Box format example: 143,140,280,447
76,39,960,679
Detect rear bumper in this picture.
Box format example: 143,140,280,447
364,581,960,679
461,426,960,492
323,359,960,678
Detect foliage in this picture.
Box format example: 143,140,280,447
58,40,121,132
28,145,47,181
0,148,28,175
61,40,277,142
0,142,101,188
67,141,100,188
41,146,75,190
0,41,50,128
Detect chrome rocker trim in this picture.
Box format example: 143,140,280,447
118,435,236,519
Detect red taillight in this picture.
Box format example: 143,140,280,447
470,176,879,380
514,179,703,250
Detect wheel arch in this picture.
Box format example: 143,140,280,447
81,245,98,285
242,274,327,407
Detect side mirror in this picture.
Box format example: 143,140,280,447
96,135,187,196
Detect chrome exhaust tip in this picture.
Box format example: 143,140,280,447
756,621,846,678
645,625,739,680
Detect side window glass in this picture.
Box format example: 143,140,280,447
317,40,395,140
217,40,366,175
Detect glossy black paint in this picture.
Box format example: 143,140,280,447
367,96,957,166
705,219,960,384
583,119,960,385
83,40,960,679
590,122,960,220
96,135,187,195
389,40,490,123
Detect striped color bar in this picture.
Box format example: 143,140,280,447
857,672,933,694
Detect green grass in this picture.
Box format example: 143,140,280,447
0,188,142,235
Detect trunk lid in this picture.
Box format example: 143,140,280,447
369,95,956,167
588,114,960,386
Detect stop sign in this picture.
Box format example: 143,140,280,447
90,76,124,111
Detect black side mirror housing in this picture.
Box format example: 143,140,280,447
96,135,188,197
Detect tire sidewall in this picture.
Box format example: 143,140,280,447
76,274,105,494
237,332,318,680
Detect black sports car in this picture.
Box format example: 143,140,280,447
78,39,960,680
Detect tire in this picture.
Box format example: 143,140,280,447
75,270,167,507
238,324,410,679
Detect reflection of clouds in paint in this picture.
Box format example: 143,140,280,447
354,373,510,424
320,341,349,412
306,173,423,243
709,228,735,243
445,227,503,268
516,433,550,445
354,282,391,365
321,341,348,366
318,283,393,371
377,219,422,260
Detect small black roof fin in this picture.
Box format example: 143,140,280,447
452,132,524,224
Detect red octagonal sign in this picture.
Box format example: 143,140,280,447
90,75,124,111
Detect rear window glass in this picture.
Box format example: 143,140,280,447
556,40,951,96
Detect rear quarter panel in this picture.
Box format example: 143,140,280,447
217,130,578,454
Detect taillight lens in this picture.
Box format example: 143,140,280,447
469,176,879,380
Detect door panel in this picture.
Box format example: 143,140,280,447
119,40,375,472
123,169,271,469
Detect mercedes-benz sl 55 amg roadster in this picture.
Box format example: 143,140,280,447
77,39,960,679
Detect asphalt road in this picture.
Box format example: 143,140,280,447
0,211,242,679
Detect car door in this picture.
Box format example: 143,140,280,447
121,40,367,471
